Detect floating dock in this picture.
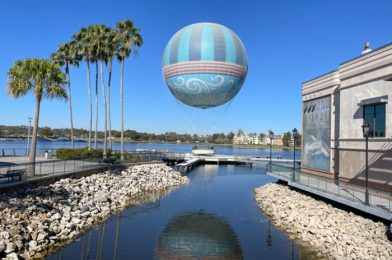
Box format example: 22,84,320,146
173,155,292,174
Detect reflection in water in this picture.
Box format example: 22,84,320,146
47,165,319,260
266,220,272,248
191,164,217,182
48,188,178,260
155,211,243,259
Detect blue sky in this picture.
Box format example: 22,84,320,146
1,0,391,134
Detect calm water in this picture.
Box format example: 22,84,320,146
46,164,316,259
0,140,301,160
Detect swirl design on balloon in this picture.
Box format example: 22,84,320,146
167,74,244,108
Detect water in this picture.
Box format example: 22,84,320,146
46,164,316,259
0,140,301,160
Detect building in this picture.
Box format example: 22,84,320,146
302,42,392,191
261,134,284,146
249,133,262,144
233,130,248,145
270,134,283,146
233,130,264,145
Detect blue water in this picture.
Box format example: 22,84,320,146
46,164,316,259
0,140,301,160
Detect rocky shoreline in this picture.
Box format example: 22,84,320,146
255,183,392,260
0,163,189,259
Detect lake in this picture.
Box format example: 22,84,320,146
0,140,301,160
45,164,316,259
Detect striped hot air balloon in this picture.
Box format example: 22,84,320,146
162,23,248,109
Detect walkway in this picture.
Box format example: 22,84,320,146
268,164,392,221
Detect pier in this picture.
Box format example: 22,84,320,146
162,153,297,174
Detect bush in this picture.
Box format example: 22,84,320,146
56,148,110,160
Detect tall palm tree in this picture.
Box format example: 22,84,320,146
73,27,94,150
105,29,120,150
51,41,81,148
116,20,143,160
93,24,111,158
7,59,67,175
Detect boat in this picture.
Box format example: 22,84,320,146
192,144,215,156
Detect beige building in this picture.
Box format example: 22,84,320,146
302,42,392,191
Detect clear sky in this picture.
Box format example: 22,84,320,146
1,0,391,135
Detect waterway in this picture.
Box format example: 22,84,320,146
46,164,316,259
0,140,301,160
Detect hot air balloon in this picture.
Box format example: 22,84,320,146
162,22,248,109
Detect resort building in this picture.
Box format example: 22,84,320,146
302,42,392,191
233,130,249,145
232,130,265,145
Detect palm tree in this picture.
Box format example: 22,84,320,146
104,29,120,150
73,27,94,150
7,59,67,175
51,41,81,148
93,24,111,158
116,20,143,160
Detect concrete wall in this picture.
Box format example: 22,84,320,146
302,43,392,190
339,79,392,140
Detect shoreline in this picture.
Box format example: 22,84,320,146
0,138,300,150
254,183,392,259
0,163,189,259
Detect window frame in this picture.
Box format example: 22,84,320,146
362,103,386,138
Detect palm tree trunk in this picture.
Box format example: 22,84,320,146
100,61,107,158
28,95,42,176
94,62,99,149
66,63,74,149
107,59,113,150
87,60,92,150
120,59,125,161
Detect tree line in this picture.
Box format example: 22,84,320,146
0,125,238,144
0,124,302,146
6,19,142,169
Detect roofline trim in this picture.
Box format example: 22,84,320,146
340,42,392,66
302,69,339,85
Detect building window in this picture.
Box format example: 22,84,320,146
363,103,386,137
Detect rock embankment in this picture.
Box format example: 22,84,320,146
255,183,392,259
0,163,189,259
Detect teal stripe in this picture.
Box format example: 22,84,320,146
164,36,174,66
223,28,236,63
177,25,194,62
201,24,214,61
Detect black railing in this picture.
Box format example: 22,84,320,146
0,148,52,157
267,162,392,213
0,151,168,185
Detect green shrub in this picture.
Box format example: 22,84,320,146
56,148,106,160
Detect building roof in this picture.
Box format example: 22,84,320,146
340,42,392,65
302,42,392,85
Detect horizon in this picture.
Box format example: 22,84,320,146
1,0,392,134
0,124,296,136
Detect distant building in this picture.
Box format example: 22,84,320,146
248,133,262,144
272,135,284,146
233,130,248,145
302,42,392,190
261,134,284,146
233,130,263,145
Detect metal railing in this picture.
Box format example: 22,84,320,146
0,148,51,157
0,157,106,183
0,151,168,185
268,163,392,213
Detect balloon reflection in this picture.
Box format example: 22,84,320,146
155,212,243,259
